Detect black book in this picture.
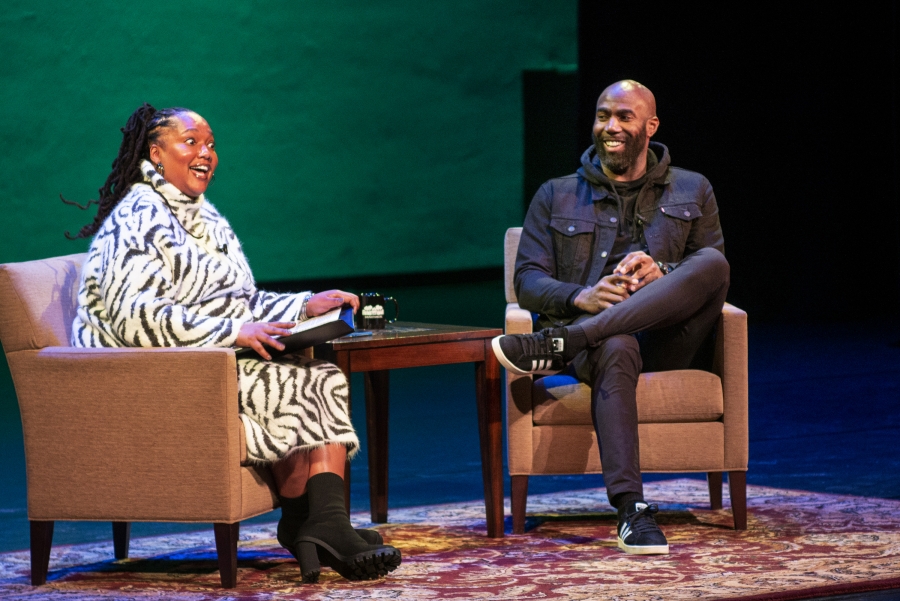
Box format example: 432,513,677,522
234,306,354,360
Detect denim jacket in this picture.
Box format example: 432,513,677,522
514,142,725,326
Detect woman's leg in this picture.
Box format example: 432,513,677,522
272,443,347,498
273,443,388,581
272,449,310,497
309,443,347,478
240,357,397,581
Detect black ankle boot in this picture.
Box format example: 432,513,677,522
293,472,401,582
277,493,384,548
278,493,385,582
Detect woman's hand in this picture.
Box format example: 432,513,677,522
236,321,295,361
306,290,360,317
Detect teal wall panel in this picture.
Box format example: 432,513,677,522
0,1,575,280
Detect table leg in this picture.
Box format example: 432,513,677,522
364,370,390,523
475,340,504,538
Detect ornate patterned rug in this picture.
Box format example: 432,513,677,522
1,479,899,600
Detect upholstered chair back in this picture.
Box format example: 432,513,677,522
0,254,86,353
504,228,521,304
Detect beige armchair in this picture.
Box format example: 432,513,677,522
0,253,279,588
503,228,748,532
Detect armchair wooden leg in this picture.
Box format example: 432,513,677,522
30,520,54,585
214,522,240,589
512,475,529,534
707,472,723,510
728,471,748,530
112,522,131,560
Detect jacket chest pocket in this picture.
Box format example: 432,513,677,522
550,218,596,284
648,202,701,260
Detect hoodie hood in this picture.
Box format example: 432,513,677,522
578,140,671,187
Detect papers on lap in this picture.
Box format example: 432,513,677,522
234,306,354,360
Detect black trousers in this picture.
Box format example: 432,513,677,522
572,247,730,502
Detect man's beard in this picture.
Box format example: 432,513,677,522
594,124,648,176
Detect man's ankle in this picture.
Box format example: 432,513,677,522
560,325,587,360
612,492,645,517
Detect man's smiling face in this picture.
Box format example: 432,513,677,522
591,81,659,180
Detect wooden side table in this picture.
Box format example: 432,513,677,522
315,322,505,538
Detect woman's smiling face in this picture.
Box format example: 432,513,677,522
149,111,218,198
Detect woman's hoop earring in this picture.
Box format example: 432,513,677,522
156,162,165,176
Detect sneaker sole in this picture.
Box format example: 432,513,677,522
491,336,559,376
617,537,669,555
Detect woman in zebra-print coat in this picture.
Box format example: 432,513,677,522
67,104,401,582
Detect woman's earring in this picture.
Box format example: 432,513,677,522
156,162,165,176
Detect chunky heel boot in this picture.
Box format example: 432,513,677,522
296,541,321,583
278,494,384,550
294,472,401,581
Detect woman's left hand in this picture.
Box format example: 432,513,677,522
236,321,296,361
306,290,360,317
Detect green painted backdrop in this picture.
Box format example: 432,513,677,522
0,1,575,280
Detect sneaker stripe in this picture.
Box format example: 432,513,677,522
490,332,567,376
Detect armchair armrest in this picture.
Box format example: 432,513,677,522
6,346,246,522
714,303,749,469
505,303,533,335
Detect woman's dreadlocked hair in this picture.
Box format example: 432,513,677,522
63,103,190,239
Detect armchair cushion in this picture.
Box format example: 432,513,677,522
533,370,724,426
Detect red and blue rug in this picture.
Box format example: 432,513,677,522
1,479,899,600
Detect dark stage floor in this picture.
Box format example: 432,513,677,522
0,279,898,554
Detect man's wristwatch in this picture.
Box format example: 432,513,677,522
656,261,672,275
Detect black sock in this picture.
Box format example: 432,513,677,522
562,325,588,360
612,492,644,517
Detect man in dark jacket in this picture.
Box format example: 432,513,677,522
492,80,730,555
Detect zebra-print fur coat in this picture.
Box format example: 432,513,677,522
71,160,359,463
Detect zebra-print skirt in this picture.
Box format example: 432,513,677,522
237,355,359,463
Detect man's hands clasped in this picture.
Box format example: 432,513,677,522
615,251,665,290
237,290,360,361
572,251,664,315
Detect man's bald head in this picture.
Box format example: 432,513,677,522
592,80,660,181
598,80,657,118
